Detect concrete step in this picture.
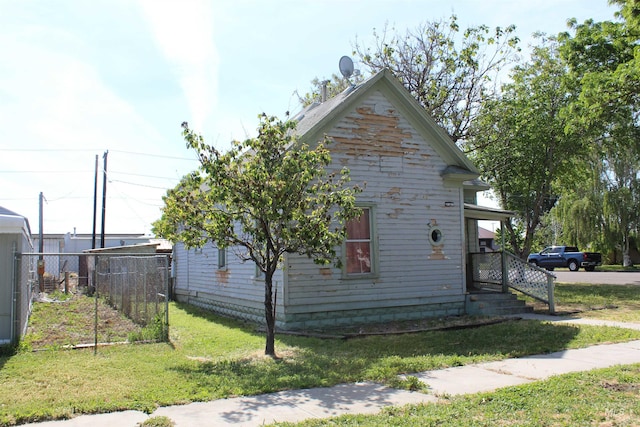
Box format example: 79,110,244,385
465,292,533,316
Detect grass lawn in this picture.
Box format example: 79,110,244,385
0,284,639,426
528,283,640,323
272,364,640,426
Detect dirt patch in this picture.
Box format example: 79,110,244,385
601,380,640,393
23,293,143,350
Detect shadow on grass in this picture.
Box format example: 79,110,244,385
168,302,584,405
173,302,262,336
0,344,18,370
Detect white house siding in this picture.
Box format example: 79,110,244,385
173,241,285,327
282,91,467,329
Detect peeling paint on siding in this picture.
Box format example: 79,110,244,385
319,268,332,277
215,269,229,284
332,106,414,158
387,208,404,219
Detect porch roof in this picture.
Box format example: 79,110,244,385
464,203,514,221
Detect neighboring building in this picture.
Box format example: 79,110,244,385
0,206,34,345
173,69,512,330
31,232,162,276
478,226,500,253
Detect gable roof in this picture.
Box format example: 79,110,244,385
292,69,479,177
478,227,496,239
0,206,22,217
0,205,33,238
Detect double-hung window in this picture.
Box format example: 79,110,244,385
345,207,374,275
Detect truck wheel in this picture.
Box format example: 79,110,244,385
568,260,579,271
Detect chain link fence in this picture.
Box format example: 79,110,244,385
18,252,169,351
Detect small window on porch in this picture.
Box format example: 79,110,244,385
345,208,373,275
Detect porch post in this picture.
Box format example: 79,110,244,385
547,275,556,314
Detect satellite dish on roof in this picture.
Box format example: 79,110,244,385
339,56,354,80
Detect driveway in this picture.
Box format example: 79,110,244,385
554,270,640,285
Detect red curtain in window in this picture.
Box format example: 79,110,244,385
346,209,371,274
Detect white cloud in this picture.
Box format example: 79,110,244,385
137,0,219,132
0,23,189,234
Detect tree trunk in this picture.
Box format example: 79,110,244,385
623,233,633,268
264,272,276,357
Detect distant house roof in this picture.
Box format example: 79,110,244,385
292,69,480,179
478,227,495,239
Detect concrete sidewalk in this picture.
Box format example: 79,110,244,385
23,316,640,427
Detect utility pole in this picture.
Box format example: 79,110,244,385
100,150,108,248
92,154,98,249
38,192,44,292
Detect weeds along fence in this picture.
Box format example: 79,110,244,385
94,254,169,327
17,252,170,350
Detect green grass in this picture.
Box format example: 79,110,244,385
19,294,144,350
596,264,640,272
548,283,640,322
272,364,640,426
1,288,640,425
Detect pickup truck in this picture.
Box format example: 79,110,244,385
527,246,602,271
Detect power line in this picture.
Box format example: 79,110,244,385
0,148,198,161
0,170,93,174
108,179,172,190
109,170,185,181
0,148,98,152
110,149,196,161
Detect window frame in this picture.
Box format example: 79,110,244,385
217,246,227,270
342,205,378,279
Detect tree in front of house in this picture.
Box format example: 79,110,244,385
153,115,362,357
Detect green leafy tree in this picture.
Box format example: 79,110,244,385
467,38,583,258
558,0,640,265
154,115,362,356
353,16,520,143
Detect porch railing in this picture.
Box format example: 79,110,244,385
470,251,556,313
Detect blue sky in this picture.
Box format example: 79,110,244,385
0,0,618,235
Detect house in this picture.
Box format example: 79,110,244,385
31,232,170,285
0,206,34,345
31,232,158,275
478,226,500,252
172,69,517,330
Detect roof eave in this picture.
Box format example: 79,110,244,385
464,203,515,221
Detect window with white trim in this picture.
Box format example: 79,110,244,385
345,208,373,275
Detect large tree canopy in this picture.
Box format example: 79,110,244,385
467,38,583,258
154,115,362,356
353,15,520,143
556,0,640,265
